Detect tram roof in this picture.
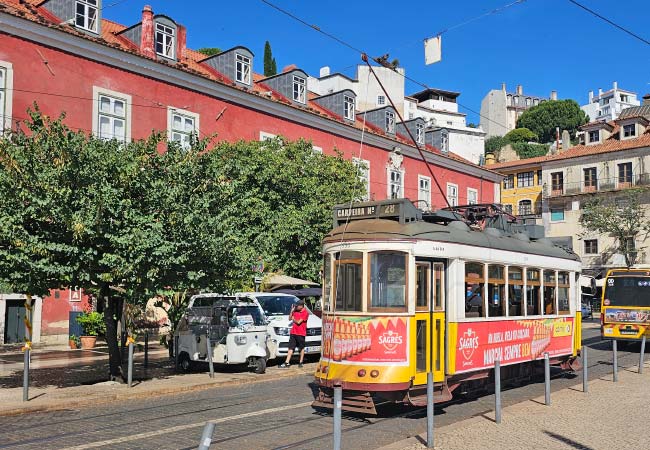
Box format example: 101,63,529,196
327,200,580,262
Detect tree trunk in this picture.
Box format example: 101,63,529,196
102,284,123,381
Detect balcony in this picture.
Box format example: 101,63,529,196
542,173,650,198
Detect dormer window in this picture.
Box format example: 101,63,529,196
292,76,306,104
343,95,355,121
416,122,424,144
377,95,386,106
75,0,98,32
623,123,636,138
385,111,395,134
440,130,449,153
588,130,600,143
155,23,175,59
235,53,251,84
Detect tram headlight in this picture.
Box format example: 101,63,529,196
357,369,367,377
370,370,380,378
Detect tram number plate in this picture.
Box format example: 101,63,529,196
305,346,321,353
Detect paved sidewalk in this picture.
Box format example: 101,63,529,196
379,360,649,450
0,360,316,417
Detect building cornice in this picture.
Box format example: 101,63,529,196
0,11,501,182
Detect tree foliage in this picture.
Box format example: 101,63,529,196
580,189,650,267
517,100,588,143
504,127,538,143
197,47,222,57
511,142,549,159
264,41,276,77
485,136,508,154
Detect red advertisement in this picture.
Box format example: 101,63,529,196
321,316,409,366
455,318,574,373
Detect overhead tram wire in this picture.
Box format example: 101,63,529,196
567,0,650,47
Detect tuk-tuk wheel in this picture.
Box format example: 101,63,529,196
253,357,266,374
178,352,193,372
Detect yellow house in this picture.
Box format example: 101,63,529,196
486,155,546,220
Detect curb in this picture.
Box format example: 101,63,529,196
0,366,316,417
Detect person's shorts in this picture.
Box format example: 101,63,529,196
288,334,306,351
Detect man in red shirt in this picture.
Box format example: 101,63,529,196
280,299,309,368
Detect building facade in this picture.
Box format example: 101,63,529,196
486,157,544,222
480,83,558,138
0,0,501,343
581,81,640,123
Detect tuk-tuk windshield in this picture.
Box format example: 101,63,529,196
227,305,265,327
257,295,304,316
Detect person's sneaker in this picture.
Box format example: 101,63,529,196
279,363,290,368
298,363,304,368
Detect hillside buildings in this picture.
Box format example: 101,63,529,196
581,81,640,123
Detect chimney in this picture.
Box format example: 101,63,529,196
598,88,603,97
485,153,496,165
320,66,330,78
516,85,523,95
176,24,187,60
550,90,558,101
643,94,650,106
282,64,298,73
501,83,507,92
613,81,618,90
588,91,594,102
140,5,155,59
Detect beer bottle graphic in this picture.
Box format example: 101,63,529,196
333,319,342,361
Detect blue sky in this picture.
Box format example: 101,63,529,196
106,0,650,125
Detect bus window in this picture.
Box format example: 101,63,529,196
488,265,506,317
526,269,541,315
558,271,570,315
323,254,332,312
508,266,524,317
604,275,650,307
416,263,430,311
543,270,557,315
334,251,363,311
369,251,407,311
465,262,485,318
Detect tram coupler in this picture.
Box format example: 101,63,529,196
312,387,377,415
563,355,582,371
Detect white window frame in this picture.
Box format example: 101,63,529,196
167,107,199,150
467,188,478,205
622,123,636,138
0,61,13,135
353,158,371,201
235,53,251,85
377,95,386,106
343,95,355,121
446,182,458,206
92,86,131,142
416,122,425,144
259,131,277,142
418,175,431,210
312,146,323,154
155,23,175,59
385,111,395,134
75,0,98,33
588,130,600,144
387,168,404,199
292,76,306,104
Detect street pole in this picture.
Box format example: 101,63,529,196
144,331,149,369
197,422,215,450
639,335,646,375
333,384,342,450
127,341,134,388
23,295,33,402
426,372,434,447
23,348,30,402
206,335,214,378
613,340,618,382
174,335,179,370
544,352,551,406
582,345,588,393
495,359,502,424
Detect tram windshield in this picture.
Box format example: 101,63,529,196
370,252,407,309
604,276,650,307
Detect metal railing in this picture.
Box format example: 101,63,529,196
542,173,650,197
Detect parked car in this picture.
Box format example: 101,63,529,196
242,292,322,360
581,300,593,320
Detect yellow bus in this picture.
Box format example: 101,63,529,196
601,268,650,340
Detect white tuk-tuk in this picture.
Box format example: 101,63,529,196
175,293,269,374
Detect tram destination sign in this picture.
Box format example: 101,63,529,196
334,200,418,227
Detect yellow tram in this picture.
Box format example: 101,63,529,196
314,199,582,413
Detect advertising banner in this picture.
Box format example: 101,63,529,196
603,308,650,324
455,318,574,373
321,316,409,366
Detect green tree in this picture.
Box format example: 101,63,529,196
504,127,538,143
197,47,222,57
264,41,277,77
517,100,588,144
511,142,549,159
485,135,508,154
580,189,650,267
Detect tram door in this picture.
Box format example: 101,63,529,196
414,261,446,386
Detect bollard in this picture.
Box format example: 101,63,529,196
127,342,134,388
333,384,342,450
426,372,434,448
582,345,588,393
613,340,618,382
639,335,646,375
144,331,149,369
174,335,179,370
494,359,501,424
544,352,551,406
197,422,216,450
23,348,30,402
206,335,214,379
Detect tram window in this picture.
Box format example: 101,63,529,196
526,269,541,315
508,267,524,317
416,320,426,373
334,251,363,312
558,271,571,315
465,262,485,318
434,263,444,311
487,265,506,317
323,254,332,312
370,252,407,310
543,270,557,315
416,263,430,311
